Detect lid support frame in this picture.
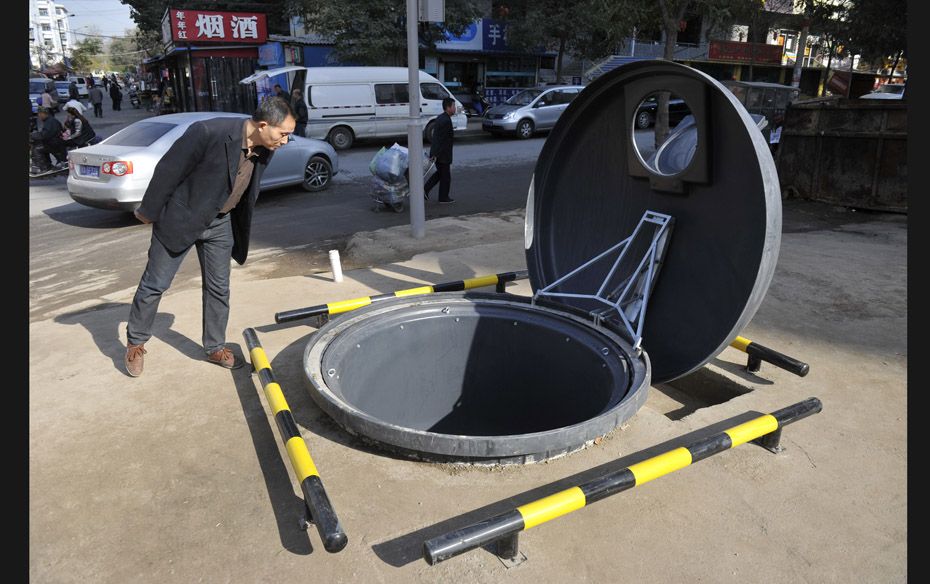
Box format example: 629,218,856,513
532,210,674,352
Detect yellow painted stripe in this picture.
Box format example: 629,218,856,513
730,336,752,352
394,285,434,298
462,275,500,290
517,487,586,529
725,414,779,447
286,436,319,481
249,347,271,372
328,297,372,314
629,447,693,486
262,382,290,416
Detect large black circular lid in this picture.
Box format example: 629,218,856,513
525,60,781,383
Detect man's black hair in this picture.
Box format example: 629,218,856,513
253,96,295,126
442,97,455,110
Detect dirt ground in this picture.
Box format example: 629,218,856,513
29,199,906,583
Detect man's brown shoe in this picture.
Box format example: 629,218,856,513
125,343,146,377
207,347,243,369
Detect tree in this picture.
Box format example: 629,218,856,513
69,35,105,74
496,0,645,83
291,0,485,66
109,31,146,74
843,0,906,81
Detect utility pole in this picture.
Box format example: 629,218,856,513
406,0,426,239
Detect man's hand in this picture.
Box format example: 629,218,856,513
134,209,152,224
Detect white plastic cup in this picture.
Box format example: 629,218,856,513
329,249,344,283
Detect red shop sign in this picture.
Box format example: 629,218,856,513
708,40,783,65
163,8,268,44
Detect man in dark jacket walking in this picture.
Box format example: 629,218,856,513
109,81,122,111
424,97,456,203
123,97,297,377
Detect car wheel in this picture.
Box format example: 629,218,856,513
302,155,332,192
423,121,436,144
516,119,534,139
327,127,354,150
390,202,405,213
635,110,653,129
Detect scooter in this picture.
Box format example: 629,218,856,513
128,87,141,109
29,133,103,179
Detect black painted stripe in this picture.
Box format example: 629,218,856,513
274,410,301,442
686,433,733,463
257,368,276,388
301,475,348,553
370,293,394,302
433,280,466,292
579,468,636,504
771,397,822,426
423,509,525,565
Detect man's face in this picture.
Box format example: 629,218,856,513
444,103,456,115
256,115,297,150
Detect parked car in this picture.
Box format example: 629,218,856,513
859,83,905,100
482,85,585,139
633,95,692,129
53,81,71,102
29,77,55,113
67,112,339,211
67,76,91,100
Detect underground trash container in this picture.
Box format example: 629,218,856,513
302,60,781,464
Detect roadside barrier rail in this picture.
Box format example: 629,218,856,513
730,336,810,377
243,327,348,553
274,270,528,324
422,397,822,566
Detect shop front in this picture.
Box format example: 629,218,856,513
155,7,269,113
432,19,555,106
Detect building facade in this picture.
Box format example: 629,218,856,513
28,0,74,72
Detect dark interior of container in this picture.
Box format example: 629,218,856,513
319,302,632,436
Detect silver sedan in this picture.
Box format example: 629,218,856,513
67,112,339,211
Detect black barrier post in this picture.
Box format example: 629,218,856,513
422,398,822,566
243,328,348,553
731,336,810,377
274,270,528,324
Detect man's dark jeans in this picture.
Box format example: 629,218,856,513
424,162,452,201
127,214,234,355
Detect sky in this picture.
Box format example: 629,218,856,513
59,0,137,39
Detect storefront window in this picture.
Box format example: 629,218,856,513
485,56,537,88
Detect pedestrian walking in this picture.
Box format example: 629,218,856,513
290,88,308,137
88,82,104,118
423,97,457,203
123,97,297,377
109,80,122,111
68,80,80,101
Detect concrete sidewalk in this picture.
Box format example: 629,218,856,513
28,197,906,582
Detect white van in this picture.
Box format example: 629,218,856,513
241,66,467,150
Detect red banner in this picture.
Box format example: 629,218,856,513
163,9,268,44
708,40,783,65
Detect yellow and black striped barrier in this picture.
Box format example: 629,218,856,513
243,327,348,553
274,270,528,324
423,397,822,565
730,336,810,377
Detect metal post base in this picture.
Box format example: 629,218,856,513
315,314,329,327
753,428,784,453
299,503,314,531
493,533,526,567
746,354,763,373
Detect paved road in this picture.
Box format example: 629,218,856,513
29,125,548,322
